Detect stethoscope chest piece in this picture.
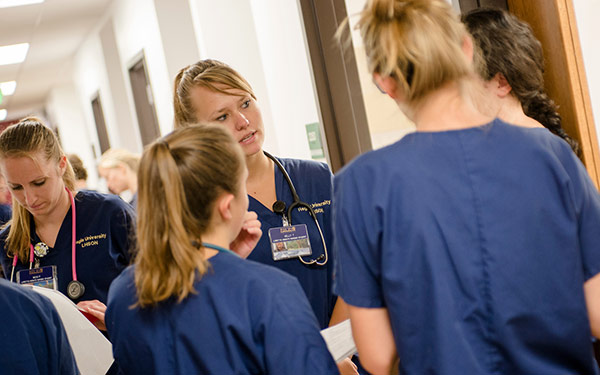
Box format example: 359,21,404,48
67,280,85,300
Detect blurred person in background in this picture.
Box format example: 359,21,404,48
98,148,140,209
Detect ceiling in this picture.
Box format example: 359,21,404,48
0,0,113,119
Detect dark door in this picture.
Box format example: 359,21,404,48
129,55,161,146
91,93,110,154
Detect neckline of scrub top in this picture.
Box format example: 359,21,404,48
29,191,79,252
248,155,286,221
202,243,239,257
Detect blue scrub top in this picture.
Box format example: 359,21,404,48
0,204,11,225
105,252,338,375
248,157,336,329
334,119,600,374
0,190,135,304
0,278,78,374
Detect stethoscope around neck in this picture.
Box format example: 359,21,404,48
263,151,328,266
10,188,85,300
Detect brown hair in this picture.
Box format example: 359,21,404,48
0,117,75,262
67,154,87,181
462,8,580,156
135,124,245,307
173,59,256,128
349,0,471,105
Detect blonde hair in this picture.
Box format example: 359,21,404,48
98,148,140,172
135,124,245,307
173,59,256,128
0,117,75,263
352,0,471,104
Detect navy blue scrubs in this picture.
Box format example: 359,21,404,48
334,119,600,374
0,278,78,374
0,204,11,225
248,157,335,329
0,190,135,304
105,252,338,374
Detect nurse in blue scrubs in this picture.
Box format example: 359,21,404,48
174,59,346,316
333,1,600,375
105,124,337,374
0,117,135,330
0,278,78,374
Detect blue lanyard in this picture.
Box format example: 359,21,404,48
202,243,239,257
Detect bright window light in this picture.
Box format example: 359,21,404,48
0,0,44,8
0,109,7,121
0,43,29,65
0,81,16,96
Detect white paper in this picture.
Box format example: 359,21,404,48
30,286,114,375
320,319,358,363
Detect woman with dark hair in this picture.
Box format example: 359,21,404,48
463,7,581,156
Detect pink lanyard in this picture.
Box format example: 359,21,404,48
10,188,77,282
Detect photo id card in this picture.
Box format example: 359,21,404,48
17,265,58,290
269,224,312,261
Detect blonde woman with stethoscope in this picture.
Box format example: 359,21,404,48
0,117,135,330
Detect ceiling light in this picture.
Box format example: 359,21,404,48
0,43,29,65
0,81,16,96
0,0,44,8
0,109,7,121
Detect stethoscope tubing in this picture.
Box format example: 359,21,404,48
263,151,328,266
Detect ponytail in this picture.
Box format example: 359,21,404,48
135,124,244,307
525,92,581,156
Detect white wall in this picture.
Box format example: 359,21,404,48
249,0,320,160
46,84,99,189
573,1,600,148
112,0,173,138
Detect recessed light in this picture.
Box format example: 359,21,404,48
0,109,7,121
0,0,44,9
0,43,29,66
0,81,16,96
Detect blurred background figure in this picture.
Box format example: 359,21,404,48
98,148,140,209
67,153,89,191
0,174,11,226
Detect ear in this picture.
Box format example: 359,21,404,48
58,155,67,177
216,192,235,221
373,73,399,99
462,35,474,64
489,72,512,98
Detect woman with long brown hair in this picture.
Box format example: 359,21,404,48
0,117,135,330
105,124,337,374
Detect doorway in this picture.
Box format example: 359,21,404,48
129,53,161,146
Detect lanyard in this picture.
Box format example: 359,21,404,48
10,188,77,282
202,242,239,257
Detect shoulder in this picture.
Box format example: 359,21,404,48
0,279,54,314
278,157,332,178
106,266,136,309
212,253,302,290
76,190,135,217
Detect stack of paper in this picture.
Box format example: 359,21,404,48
320,319,358,363
30,286,114,375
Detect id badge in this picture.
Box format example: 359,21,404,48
268,224,312,261
16,265,58,290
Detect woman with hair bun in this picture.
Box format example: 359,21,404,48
463,7,581,156
333,1,600,374
105,124,337,374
